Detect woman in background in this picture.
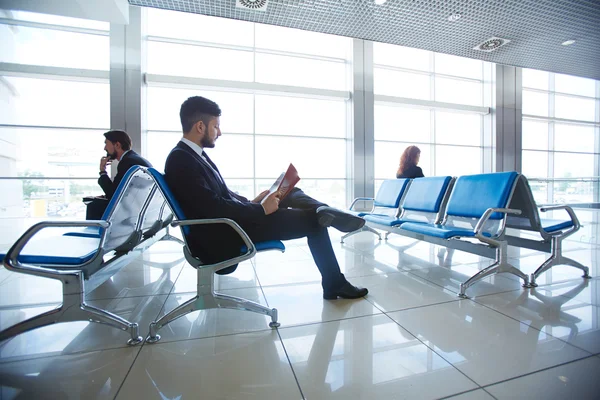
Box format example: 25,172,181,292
396,145,424,178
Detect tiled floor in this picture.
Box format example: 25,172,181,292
1,231,599,399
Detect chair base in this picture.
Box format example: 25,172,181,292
340,225,381,243
530,235,591,287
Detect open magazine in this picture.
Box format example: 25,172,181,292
267,163,300,201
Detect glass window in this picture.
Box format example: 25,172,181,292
0,127,105,178
522,90,549,117
435,77,482,106
254,137,345,179
146,87,254,133
146,8,254,47
522,151,548,178
145,131,183,174
2,10,109,30
0,25,109,70
522,120,548,150
374,105,430,142
435,145,481,176
255,53,347,91
555,95,596,122
522,69,549,90
373,43,430,71
202,134,254,179
374,68,430,99
0,76,109,128
146,42,254,82
255,24,350,59
555,74,596,97
434,53,482,79
435,112,481,146
554,124,595,153
374,141,431,179
554,152,595,178
255,95,346,138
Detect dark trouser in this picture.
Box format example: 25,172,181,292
241,194,345,292
86,198,109,220
280,187,327,210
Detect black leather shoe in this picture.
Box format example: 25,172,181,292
316,206,365,233
323,281,368,300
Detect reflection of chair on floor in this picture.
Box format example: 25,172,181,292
385,240,455,270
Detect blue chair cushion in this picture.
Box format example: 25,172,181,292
63,226,102,238
0,236,100,266
374,179,410,208
349,210,369,217
364,214,403,227
402,176,452,213
400,222,491,239
241,240,285,253
446,172,518,220
541,219,574,233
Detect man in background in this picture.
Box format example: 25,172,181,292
85,130,152,219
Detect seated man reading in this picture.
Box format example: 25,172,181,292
86,130,152,220
164,96,368,300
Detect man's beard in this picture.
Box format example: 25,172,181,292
200,136,215,148
107,151,118,160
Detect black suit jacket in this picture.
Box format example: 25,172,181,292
99,150,152,199
164,141,265,263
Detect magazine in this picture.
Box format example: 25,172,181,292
267,163,300,201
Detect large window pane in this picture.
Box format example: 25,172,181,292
522,151,548,178
555,74,596,97
255,95,346,138
435,112,481,146
255,137,345,179
146,131,184,174
554,124,595,153
522,120,549,150
0,25,109,70
0,127,105,178
374,141,431,179
435,77,482,106
255,24,350,59
374,68,430,99
555,95,596,122
146,8,254,47
522,90,549,117
554,152,595,178
204,134,254,179
146,87,254,133
147,42,253,82
255,53,347,90
522,69,549,90
435,146,481,176
373,43,430,71
374,105,430,142
0,76,109,128
434,53,482,79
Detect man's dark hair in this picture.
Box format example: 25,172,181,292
104,130,132,151
180,96,222,133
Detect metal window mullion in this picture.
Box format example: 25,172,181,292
0,18,109,36
430,52,436,175
595,81,600,202
0,62,109,82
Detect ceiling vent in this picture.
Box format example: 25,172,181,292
473,37,510,52
236,0,269,12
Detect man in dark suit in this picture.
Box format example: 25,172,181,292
164,96,368,300
86,130,152,219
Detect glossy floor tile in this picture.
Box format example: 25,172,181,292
117,330,302,400
485,356,600,399
1,224,599,399
279,314,478,399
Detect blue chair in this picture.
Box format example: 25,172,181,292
145,168,284,343
341,178,411,243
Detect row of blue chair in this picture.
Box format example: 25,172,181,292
344,172,590,297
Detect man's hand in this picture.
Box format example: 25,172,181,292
261,191,280,215
100,156,112,173
252,190,270,203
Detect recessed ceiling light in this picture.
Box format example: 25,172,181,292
448,13,462,22
562,39,576,46
374,0,387,5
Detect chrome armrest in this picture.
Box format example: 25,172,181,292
539,205,581,231
474,208,522,240
172,218,257,263
348,197,374,211
4,220,110,278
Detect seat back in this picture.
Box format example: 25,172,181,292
400,176,454,223
373,179,411,217
146,168,190,237
101,166,156,252
505,175,544,233
442,172,519,236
